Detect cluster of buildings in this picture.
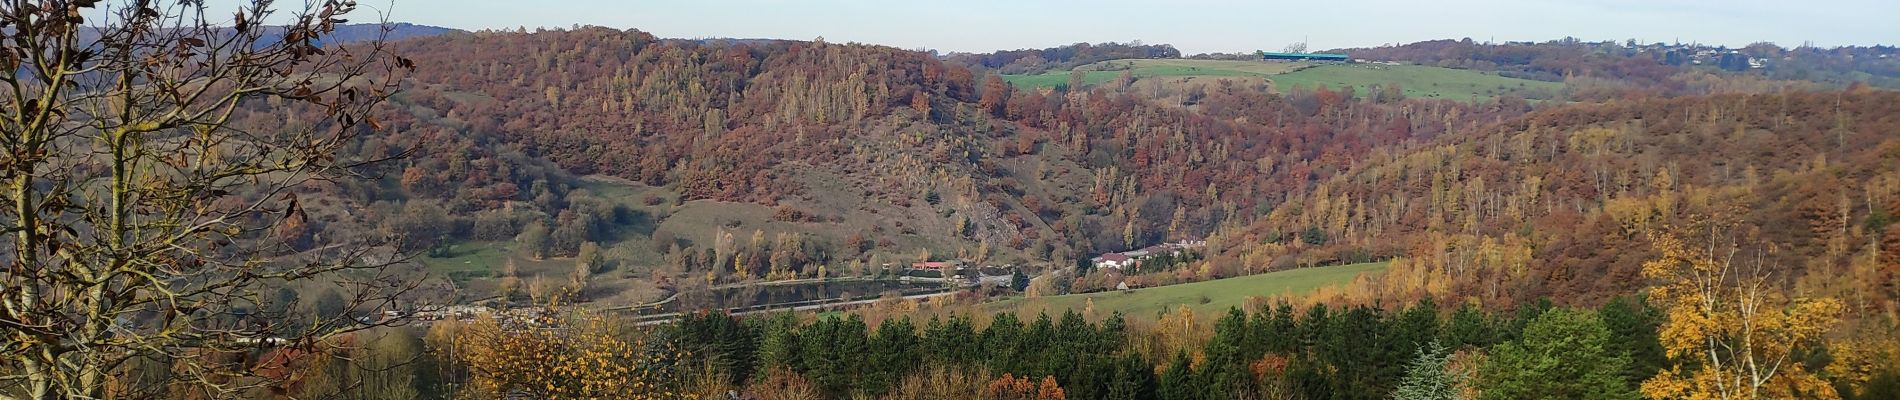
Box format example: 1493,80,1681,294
1090,240,1207,271
1661,48,1766,70
909,261,959,271
385,304,554,326
901,260,1014,288
1605,41,1861,72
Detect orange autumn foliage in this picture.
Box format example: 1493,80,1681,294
1639,231,1844,400
980,373,1066,400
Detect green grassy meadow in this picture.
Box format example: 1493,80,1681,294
418,241,593,282
1003,59,1309,88
1270,64,1563,100
415,177,685,303
987,261,1389,320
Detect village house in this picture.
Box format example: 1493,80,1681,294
1093,253,1132,270
1090,240,1207,271
910,261,955,271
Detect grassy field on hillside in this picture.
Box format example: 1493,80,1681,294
1001,70,1116,89
416,177,686,303
418,241,593,281
1081,59,1311,77
1003,59,1309,88
1271,64,1563,101
419,241,515,280
988,261,1388,320
418,239,666,305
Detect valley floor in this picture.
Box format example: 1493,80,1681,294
985,261,1389,319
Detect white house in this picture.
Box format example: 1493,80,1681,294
1094,253,1132,270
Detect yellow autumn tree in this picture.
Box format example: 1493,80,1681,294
1639,231,1843,400
1821,324,1900,394
1138,305,1209,363
887,366,990,400
453,309,688,399
499,259,523,301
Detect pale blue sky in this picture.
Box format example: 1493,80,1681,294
258,1,1897,53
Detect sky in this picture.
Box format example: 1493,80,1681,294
249,0,1897,53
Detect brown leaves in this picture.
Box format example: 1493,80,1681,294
282,193,307,225
980,373,1066,400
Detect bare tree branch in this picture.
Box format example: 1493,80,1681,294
0,1,419,398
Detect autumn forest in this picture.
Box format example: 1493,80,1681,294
2,1,1899,399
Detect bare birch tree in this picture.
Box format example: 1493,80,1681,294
1641,224,1844,399
0,1,416,398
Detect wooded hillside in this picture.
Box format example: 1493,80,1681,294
270,27,1899,315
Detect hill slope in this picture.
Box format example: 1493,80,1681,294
1219,89,1900,314
372,28,1520,267
265,28,1900,316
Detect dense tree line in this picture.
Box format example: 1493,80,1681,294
641,296,1664,399
1337,38,1900,96
945,42,1183,75
242,293,1889,399
1339,38,1679,84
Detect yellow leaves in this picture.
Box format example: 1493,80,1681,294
1640,231,1845,400
1823,326,1900,390
1637,368,1696,400
1567,127,1624,156
1641,232,1696,280
1607,196,1658,236
1655,306,1715,359
1142,305,1210,361
1781,297,1844,339
451,311,686,399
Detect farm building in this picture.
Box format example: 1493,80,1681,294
1093,253,1132,270
911,261,959,271
1261,52,1349,62
1090,240,1209,271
